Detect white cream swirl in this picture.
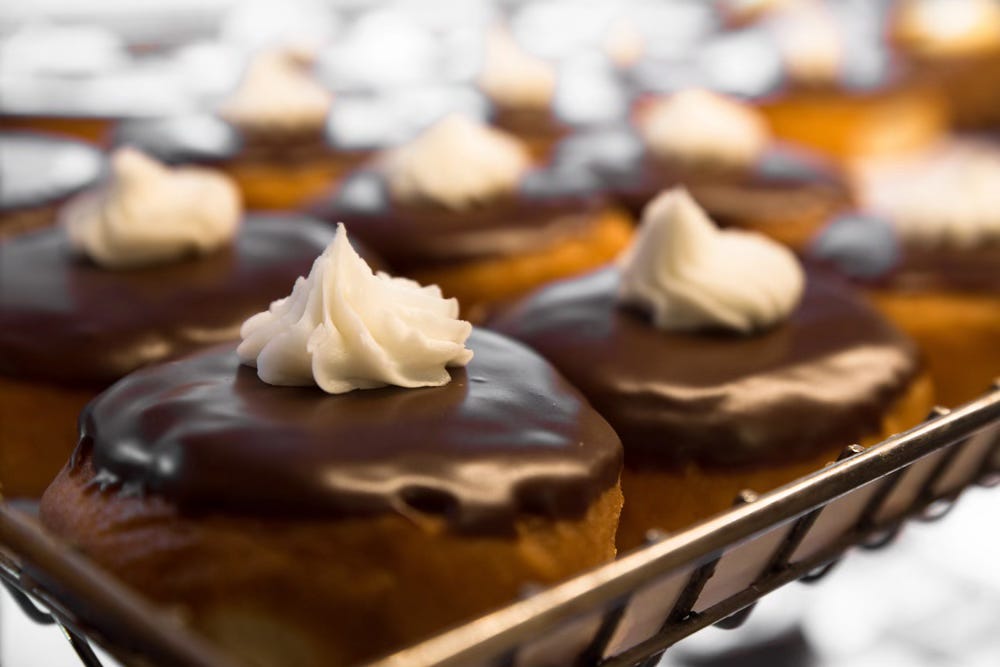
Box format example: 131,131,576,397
238,223,473,394
384,114,530,210
62,148,241,270
641,89,771,168
218,45,332,131
618,187,804,333
478,27,556,110
857,140,1000,247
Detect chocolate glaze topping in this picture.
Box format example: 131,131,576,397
811,213,1000,293
491,267,921,469
0,216,338,386
555,127,852,223
0,132,106,211
77,329,623,533
307,167,607,270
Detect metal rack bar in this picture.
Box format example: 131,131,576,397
55,619,105,667
2,578,56,625
1,562,109,667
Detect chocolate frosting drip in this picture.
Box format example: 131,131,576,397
491,267,921,470
0,132,106,211
554,128,852,223
307,167,607,270
0,216,339,386
78,329,623,532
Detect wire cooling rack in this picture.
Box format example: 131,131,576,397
2,383,998,667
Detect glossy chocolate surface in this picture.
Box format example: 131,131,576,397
0,216,337,386
491,267,921,469
555,128,852,223
0,132,106,211
77,329,623,532
308,167,606,269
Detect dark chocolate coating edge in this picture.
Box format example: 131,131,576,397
0,215,339,386
78,329,623,534
490,267,922,470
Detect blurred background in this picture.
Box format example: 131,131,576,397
1,0,988,150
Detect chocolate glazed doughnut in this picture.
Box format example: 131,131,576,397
310,169,608,270
0,216,342,497
308,167,633,321
491,267,934,549
41,330,624,666
555,127,854,251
